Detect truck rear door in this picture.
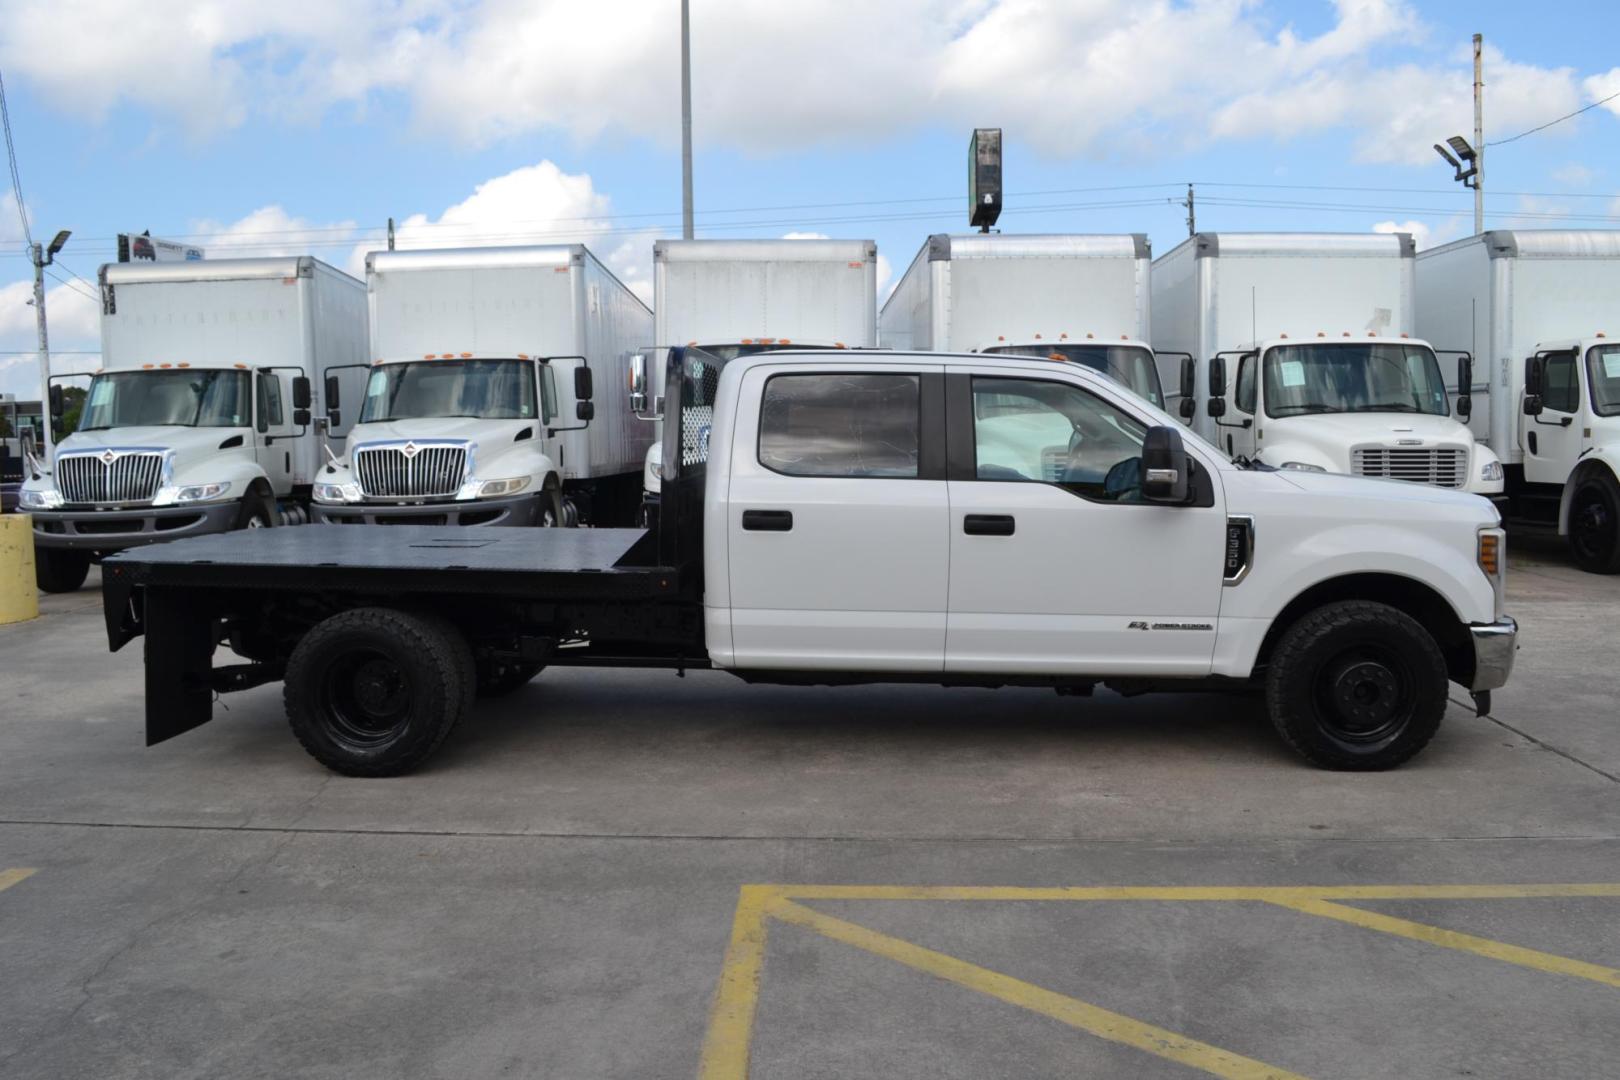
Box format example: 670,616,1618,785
723,363,949,670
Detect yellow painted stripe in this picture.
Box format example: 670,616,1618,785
771,884,1620,903
768,898,1309,1080
697,885,775,1080
0,868,37,893
1268,897,1620,988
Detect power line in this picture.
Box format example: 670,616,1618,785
0,66,31,247
43,267,98,303
1487,90,1620,147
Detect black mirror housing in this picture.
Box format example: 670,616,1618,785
291,375,312,410
1525,356,1545,396
292,407,311,427
1178,398,1196,420
1179,357,1196,401
327,408,341,428
576,401,595,421
1457,395,1472,421
324,374,341,409
1207,356,1227,398
48,384,63,421
1523,394,1543,416
1207,398,1227,418
1141,426,1190,504
574,367,593,401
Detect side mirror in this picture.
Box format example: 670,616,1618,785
291,376,312,410
576,401,595,421
1456,356,1473,421
1523,395,1543,417
630,353,649,414
1524,356,1545,416
1206,356,1227,418
1179,356,1196,402
1178,398,1197,420
574,366,593,402
325,375,341,409
327,409,342,428
1141,426,1190,504
48,384,63,423
293,408,311,427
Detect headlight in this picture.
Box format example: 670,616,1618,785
1280,461,1326,473
477,476,532,497
1480,460,1503,482
18,487,63,510
313,482,363,503
173,482,232,503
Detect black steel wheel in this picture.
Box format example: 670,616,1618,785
235,492,278,530
284,607,475,776
34,547,90,593
1265,600,1447,770
538,488,566,528
1568,473,1620,574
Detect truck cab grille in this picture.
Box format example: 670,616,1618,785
353,442,468,498
1351,447,1466,488
57,451,165,504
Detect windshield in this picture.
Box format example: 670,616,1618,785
1591,345,1620,417
79,370,250,430
1263,343,1449,418
361,359,537,422
981,344,1164,408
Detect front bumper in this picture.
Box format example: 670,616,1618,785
1469,617,1518,691
312,490,544,527
31,501,240,551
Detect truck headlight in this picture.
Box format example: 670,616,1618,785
313,482,363,503
477,476,532,497
173,482,232,503
1280,461,1326,472
18,486,63,510
1480,460,1503,482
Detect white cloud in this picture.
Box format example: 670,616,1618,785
1371,217,1462,251
2,0,1605,167
1552,163,1596,188
1587,68,1620,117
190,205,360,262
0,278,102,399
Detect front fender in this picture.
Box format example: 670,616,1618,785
1558,450,1620,535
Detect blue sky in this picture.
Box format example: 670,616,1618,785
2,0,1618,397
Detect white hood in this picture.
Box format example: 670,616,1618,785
55,425,255,481
1257,411,1473,473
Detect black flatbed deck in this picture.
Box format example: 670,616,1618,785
104,524,675,600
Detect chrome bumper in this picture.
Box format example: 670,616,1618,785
1469,617,1518,691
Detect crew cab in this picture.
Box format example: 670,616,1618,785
103,348,1517,775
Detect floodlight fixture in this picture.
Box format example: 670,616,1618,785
1436,135,1478,189
1446,135,1477,162
1433,143,1461,170
47,230,71,257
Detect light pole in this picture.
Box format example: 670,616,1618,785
31,228,70,461
680,0,694,240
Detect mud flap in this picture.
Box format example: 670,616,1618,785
144,587,217,745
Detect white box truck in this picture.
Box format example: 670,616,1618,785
1152,232,1503,498
1417,229,1620,572
880,233,1166,406
18,257,368,592
631,238,878,524
314,245,653,528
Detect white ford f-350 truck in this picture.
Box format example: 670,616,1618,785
1417,229,1620,573
19,257,369,592
312,245,652,528
104,347,1517,776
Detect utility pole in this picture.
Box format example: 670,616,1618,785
1473,33,1484,235
680,0,694,240
1183,184,1196,237
30,230,69,463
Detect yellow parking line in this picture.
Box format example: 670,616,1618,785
772,884,1620,902
0,868,36,893
698,885,775,1080
765,897,1308,1080
1267,897,1620,989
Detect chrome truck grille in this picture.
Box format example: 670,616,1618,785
353,442,468,498
56,450,165,504
1352,447,1467,488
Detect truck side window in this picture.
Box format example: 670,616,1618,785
758,373,919,478
1589,346,1620,417
971,376,1147,501
257,373,284,432
1235,354,1257,413
1543,352,1580,414
540,366,557,424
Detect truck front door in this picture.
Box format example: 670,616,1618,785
1524,350,1584,486
254,369,295,494
945,371,1226,675
725,365,949,670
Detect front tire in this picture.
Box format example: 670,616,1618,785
1265,600,1447,770
236,492,278,530
1568,472,1620,574
284,607,475,776
35,547,91,593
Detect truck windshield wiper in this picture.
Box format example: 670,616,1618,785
1276,403,1339,414
1349,403,1421,412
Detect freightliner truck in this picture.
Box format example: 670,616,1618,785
104,348,1516,776
313,245,652,528
1417,230,1620,573
881,233,1167,406
633,238,878,525
19,257,369,592
1153,233,1504,498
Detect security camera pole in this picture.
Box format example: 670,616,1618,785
1472,32,1484,235
31,228,71,462
680,0,694,240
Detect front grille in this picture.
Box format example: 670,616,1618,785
57,452,164,504
353,443,467,498
1352,447,1467,488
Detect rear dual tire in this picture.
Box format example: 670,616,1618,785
1265,600,1448,771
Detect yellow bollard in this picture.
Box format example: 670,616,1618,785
0,513,39,624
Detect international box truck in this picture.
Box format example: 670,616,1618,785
1152,232,1503,498
630,238,878,524
18,257,368,592
1417,229,1620,572
105,346,1515,775
880,233,1166,406
312,245,653,528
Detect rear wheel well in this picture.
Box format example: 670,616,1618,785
1253,574,1473,686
